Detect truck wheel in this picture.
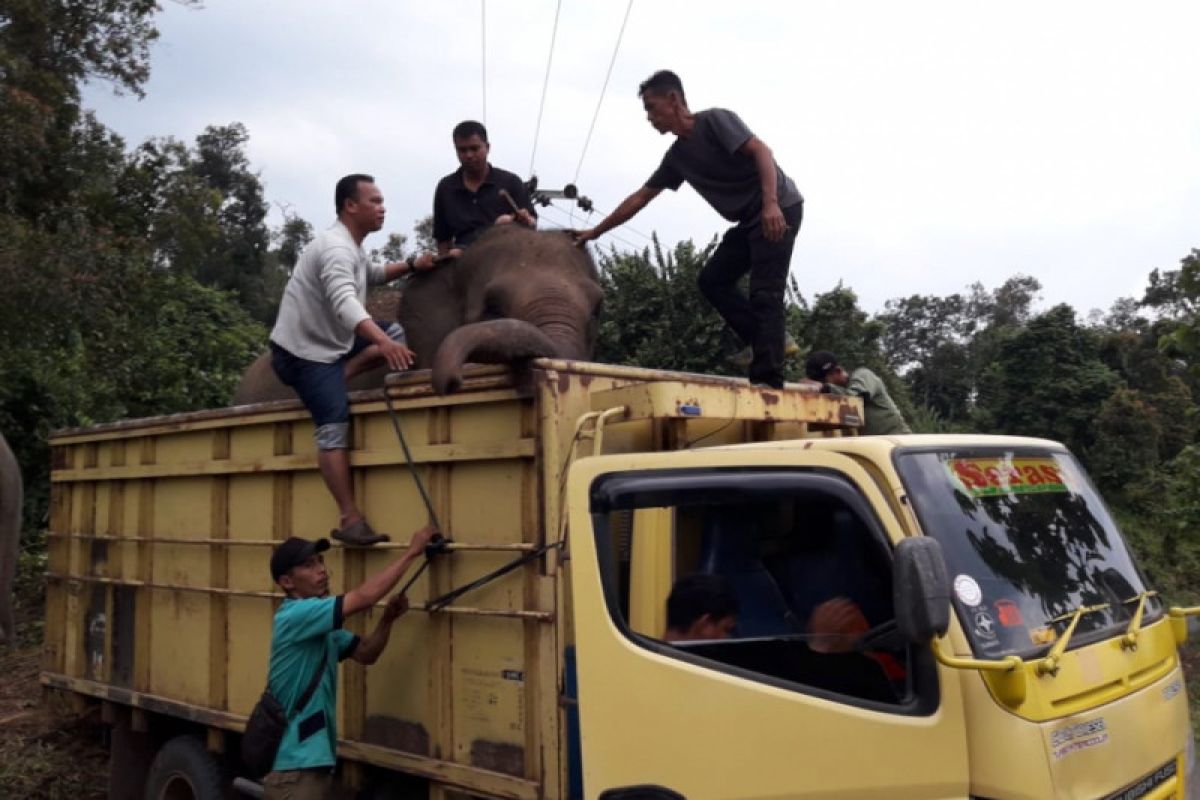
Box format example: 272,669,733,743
143,735,225,800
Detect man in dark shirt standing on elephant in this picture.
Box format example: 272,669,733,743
573,70,804,389
433,120,538,257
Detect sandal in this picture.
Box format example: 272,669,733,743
331,519,389,546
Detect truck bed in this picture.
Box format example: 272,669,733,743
42,359,862,798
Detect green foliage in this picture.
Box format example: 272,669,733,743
1145,250,1200,389
0,0,269,529
974,304,1121,456
370,232,409,265
0,213,266,528
0,1,186,218
792,282,889,376
594,237,736,375
1087,389,1163,504
412,214,437,253
122,124,282,322
271,213,314,274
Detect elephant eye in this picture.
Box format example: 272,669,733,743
482,301,503,320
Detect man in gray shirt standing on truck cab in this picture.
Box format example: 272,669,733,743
573,70,804,389
270,174,436,546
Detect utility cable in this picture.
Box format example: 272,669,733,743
529,0,563,177
538,204,644,253
573,0,635,184
480,0,487,124
587,204,654,244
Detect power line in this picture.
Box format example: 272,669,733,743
529,0,563,177
587,204,654,243
480,0,487,124
539,204,644,253
573,0,634,185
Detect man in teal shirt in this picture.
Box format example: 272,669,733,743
805,351,912,436
263,526,435,798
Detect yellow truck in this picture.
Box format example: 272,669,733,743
42,359,1198,799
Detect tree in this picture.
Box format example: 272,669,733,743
1144,250,1200,389
412,214,437,253
370,232,409,265
1094,298,1196,462
1087,388,1163,503
974,304,1121,457
0,1,186,217
0,213,265,525
123,124,280,322
273,213,314,274
594,236,733,375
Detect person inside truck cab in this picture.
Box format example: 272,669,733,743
774,504,908,685
663,573,739,643
270,174,438,546
803,351,912,436
261,526,435,799
433,120,537,258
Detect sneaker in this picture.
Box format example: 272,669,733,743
729,334,800,369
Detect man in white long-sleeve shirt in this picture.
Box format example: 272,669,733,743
270,174,435,546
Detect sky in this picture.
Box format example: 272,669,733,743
82,0,1200,315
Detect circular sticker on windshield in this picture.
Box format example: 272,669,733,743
954,574,983,607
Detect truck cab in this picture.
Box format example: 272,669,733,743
566,434,1194,799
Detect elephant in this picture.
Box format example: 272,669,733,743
233,224,602,402
0,432,22,645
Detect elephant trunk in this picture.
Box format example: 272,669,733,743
432,319,561,394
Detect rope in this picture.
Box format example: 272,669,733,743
573,0,635,184
426,541,562,611
529,0,563,177
384,391,443,533
383,389,557,613
480,0,487,124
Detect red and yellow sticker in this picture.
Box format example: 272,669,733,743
947,457,1069,497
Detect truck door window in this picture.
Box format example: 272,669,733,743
589,470,928,711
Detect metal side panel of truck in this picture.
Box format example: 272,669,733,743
41,359,865,800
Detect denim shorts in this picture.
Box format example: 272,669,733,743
270,320,405,450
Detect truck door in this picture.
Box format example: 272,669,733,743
566,449,970,799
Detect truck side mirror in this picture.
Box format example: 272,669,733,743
893,538,952,644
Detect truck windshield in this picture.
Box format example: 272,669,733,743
894,447,1162,659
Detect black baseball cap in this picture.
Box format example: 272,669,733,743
270,536,330,582
805,351,840,382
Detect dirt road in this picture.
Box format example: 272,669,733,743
0,639,107,799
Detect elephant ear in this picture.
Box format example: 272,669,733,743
398,263,467,370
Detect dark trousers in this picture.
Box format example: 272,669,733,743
698,202,803,388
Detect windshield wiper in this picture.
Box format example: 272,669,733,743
1120,591,1158,650
1037,603,1110,677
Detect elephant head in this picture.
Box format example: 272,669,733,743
400,225,602,394
0,433,22,645
232,224,602,404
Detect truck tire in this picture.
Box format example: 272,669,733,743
143,735,225,800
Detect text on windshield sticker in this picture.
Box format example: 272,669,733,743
947,458,1068,497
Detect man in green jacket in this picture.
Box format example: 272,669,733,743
805,351,911,436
